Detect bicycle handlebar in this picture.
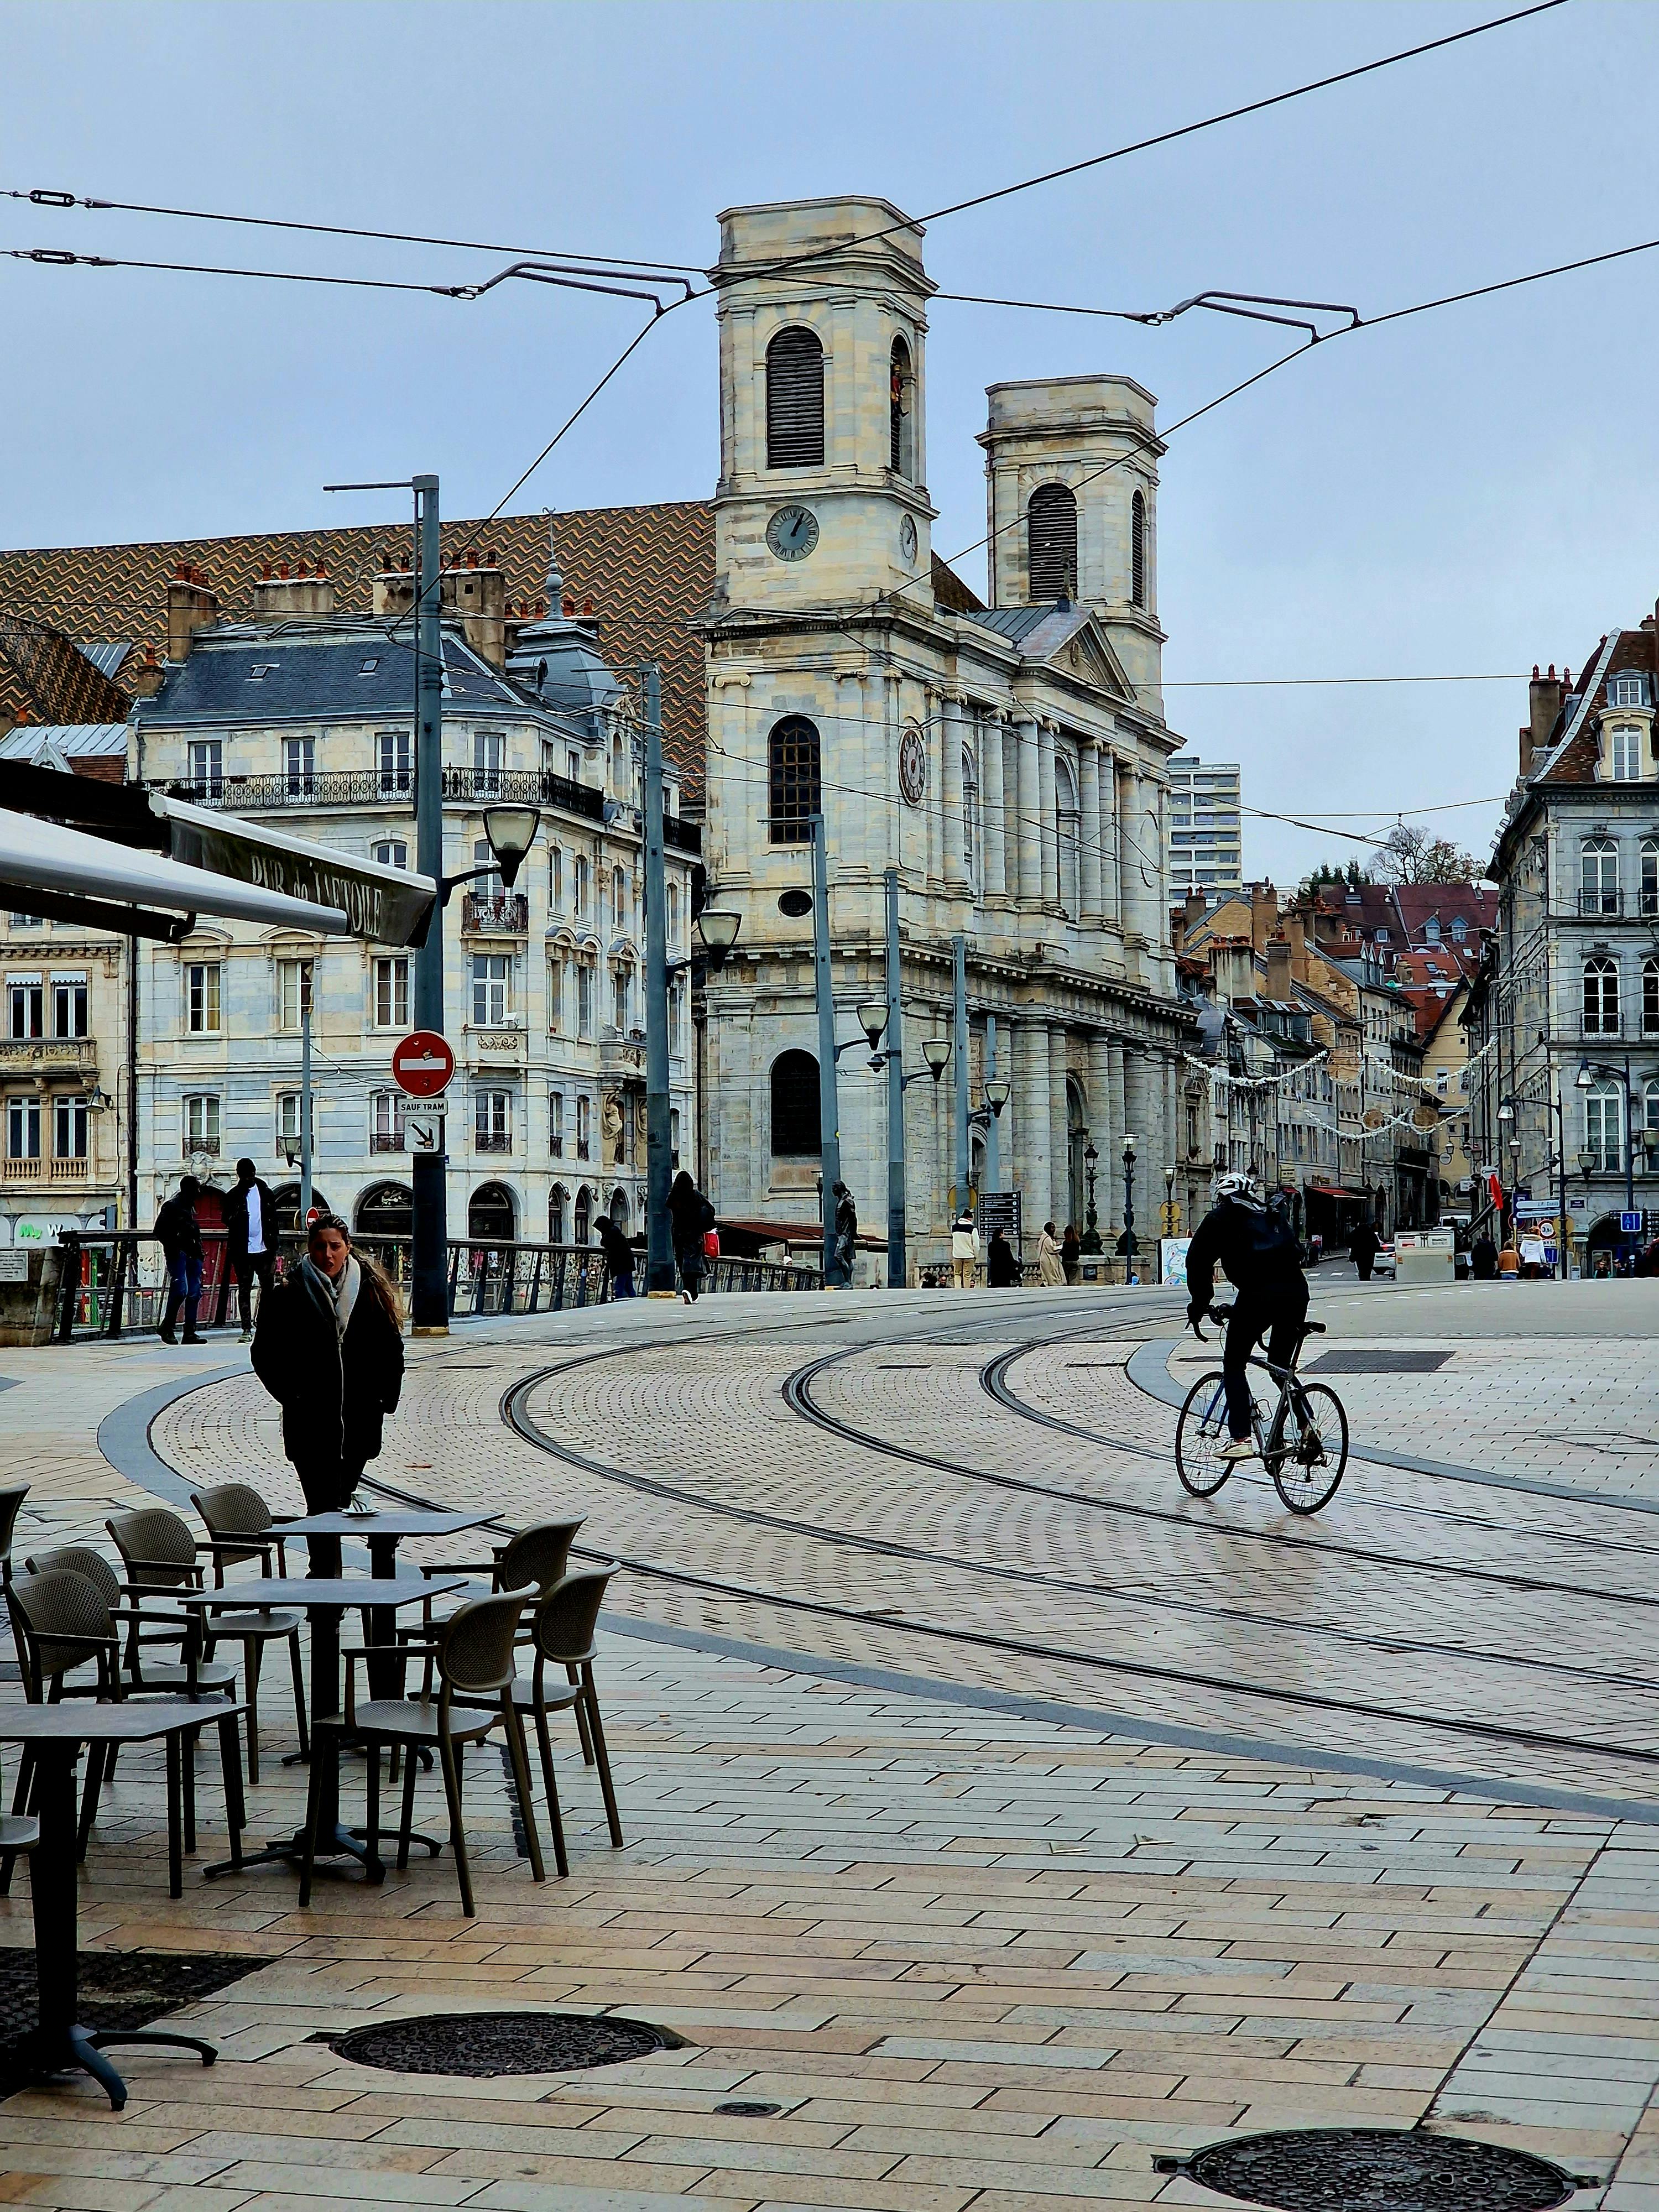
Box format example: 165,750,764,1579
1190,1302,1234,1342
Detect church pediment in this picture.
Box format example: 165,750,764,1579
1027,609,1134,700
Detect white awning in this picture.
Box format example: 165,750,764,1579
151,793,436,947
0,807,352,931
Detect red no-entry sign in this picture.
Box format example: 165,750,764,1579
392,1030,455,1099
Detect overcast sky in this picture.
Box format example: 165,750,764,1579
2,0,1652,883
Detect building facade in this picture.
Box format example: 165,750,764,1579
1478,636,1659,1266
1166,757,1243,893
698,196,1198,1270
128,549,699,1253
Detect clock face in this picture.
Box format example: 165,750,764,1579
898,727,927,807
899,514,918,564
766,505,820,562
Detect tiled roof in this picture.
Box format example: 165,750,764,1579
0,614,135,732
0,502,716,795
1538,623,1659,785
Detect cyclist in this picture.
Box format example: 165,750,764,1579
1185,1171,1310,1462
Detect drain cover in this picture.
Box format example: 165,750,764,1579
1307,1350,1450,1374
1164,2128,1573,2211
322,2010,684,2078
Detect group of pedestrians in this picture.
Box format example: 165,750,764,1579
154,1157,276,1344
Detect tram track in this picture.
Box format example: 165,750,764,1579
399,1334,1659,1782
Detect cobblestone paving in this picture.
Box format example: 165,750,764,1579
2,1285,1658,2206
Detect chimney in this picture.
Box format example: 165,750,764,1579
1209,940,1255,1006
372,548,416,620
439,546,507,668
252,554,336,619
1282,904,1310,983
1248,880,1279,952
1264,935,1295,1002
1525,662,1563,775
128,643,165,700
166,564,219,660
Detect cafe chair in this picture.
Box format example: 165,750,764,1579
3,1567,244,1897
107,1505,302,1785
0,1484,29,1588
304,1589,544,1919
189,1484,309,1778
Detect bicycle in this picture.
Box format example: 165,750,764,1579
1174,1303,1349,1514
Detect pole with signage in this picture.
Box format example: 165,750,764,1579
983,1013,1000,1198
410,474,448,1333
299,979,313,1225
811,816,842,1284
952,933,969,1209
641,664,674,1296
884,867,905,1290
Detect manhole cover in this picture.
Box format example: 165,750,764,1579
321,2010,684,2078
1165,2128,1574,2211
1306,1350,1451,1374
715,2100,783,2116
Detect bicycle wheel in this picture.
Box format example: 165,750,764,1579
1269,1381,1348,1514
1175,1371,1235,1498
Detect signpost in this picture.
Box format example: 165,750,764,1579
392,1031,455,1100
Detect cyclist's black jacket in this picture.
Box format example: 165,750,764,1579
1185,1196,1305,1310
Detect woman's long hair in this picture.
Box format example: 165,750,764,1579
307,1214,404,1329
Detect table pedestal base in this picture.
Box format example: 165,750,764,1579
25,2023,215,2114
204,1821,385,1882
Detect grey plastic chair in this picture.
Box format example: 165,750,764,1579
108,1504,301,1783
190,1484,308,1778
0,1484,29,1588
306,1589,543,1918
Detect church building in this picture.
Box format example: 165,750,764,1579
698,196,1199,1269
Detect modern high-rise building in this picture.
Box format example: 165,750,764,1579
1166,757,1243,893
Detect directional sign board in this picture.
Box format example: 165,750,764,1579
1623,1210,1645,1235
392,1030,455,1099
406,1110,446,1155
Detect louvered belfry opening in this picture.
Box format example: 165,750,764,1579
768,714,822,843
766,326,825,469
1131,489,1147,608
889,335,914,477
1027,482,1078,602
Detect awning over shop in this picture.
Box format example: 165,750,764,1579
153,794,434,947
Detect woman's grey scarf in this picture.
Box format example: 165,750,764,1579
299,1253,360,1339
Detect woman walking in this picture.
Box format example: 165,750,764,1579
1061,1223,1082,1286
1036,1220,1065,1287
252,1212,404,1575
668,1170,714,1301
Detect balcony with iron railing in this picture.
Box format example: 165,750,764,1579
149,766,700,851
370,1130,406,1153
461,893,528,935
473,1130,513,1154
1581,1011,1624,1039
1580,888,1625,917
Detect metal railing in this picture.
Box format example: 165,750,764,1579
1580,888,1624,917
53,1230,818,1339
461,893,528,933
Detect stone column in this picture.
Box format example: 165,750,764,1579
1013,1018,1052,1239
1078,740,1103,926
1107,1039,1126,1231
1038,718,1059,910
1050,1031,1072,1230
1015,714,1041,909
941,692,968,894
1100,749,1120,927
1117,759,1141,939
980,709,1007,900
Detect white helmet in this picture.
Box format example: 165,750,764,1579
1214,1172,1258,1202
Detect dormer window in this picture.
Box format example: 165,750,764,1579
359,656,380,675
1423,917,1441,942
1610,673,1648,708
247,664,278,681
1451,916,1467,942
1609,723,1644,781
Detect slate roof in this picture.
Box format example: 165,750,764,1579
0,502,716,792
140,624,526,723
0,722,129,758
1534,622,1659,785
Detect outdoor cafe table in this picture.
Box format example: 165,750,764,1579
177,1573,468,1882
0,1695,249,2111
275,1508,493,1692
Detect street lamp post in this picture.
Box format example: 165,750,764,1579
1162,1162,1178,1238
1081,1141,1101,1253
1121,1135,1138,1283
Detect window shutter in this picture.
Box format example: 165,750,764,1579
766,327,825,469
1027,483,1077,602
1131,491,1147,609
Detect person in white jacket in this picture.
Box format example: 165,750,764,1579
950,1212,982,1288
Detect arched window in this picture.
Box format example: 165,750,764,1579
889,334,915,478
770,1050,821,1160
1585,1077,1624,1172
611,865,627,933
609,1186,630,1229
1645,957,1659,1037
766,325,824,469
468,1181,516,1242
1583,953,1620,1036
354,1181,413,1241
1646,1078,1659,1140
549,1183,569,1243
1056,755,1081,919
1609,724,1644,781
962,742,981,901
1642,837,1659,917
1131,489,1147,609
768,714,821,844
573,1185,593,1244
1581,836,1619,915
1027,482,1077,602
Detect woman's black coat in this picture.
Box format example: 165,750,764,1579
252,1268,404,1468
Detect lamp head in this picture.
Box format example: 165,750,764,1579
696,908,741,964
922,1038,950,1081
1083,1139,1098,1165
855,1000,889,1050
1575,1059,1594,1091
482,804,540,889
1496,1100,1514,1123
983,1077,1010,1114
1579,1147,1598,1176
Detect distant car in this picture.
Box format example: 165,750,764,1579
1372,1241,1397,1279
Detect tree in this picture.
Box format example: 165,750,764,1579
1368,822,1480,885
1297,858,1371,901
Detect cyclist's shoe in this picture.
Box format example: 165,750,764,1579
1218,1437,1256,1463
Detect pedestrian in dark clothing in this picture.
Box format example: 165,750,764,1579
1348,1220,1380,1283
1061,1224,1082,1286
596,1214,637,1298
832,1181,858,1287
1185,1172,1309,1462
155,1175,205,1344
223,1157,278,1342
668,1171,713,1301
1470,1233,1499,1281
251,1212,404,1576
987,1229,1020,1287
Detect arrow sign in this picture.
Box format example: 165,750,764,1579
406,1112,446,1155
392,1029,455,1099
